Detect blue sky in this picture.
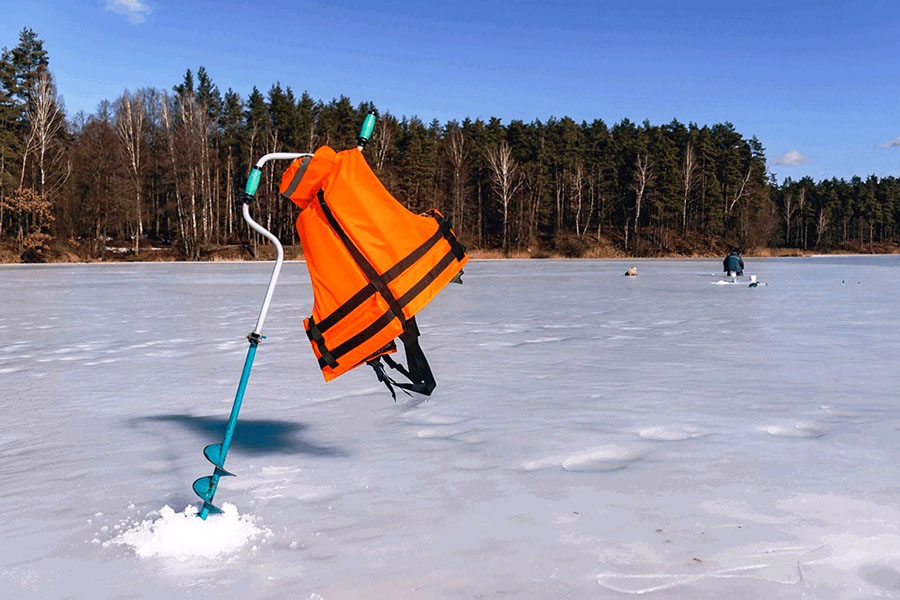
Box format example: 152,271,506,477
2,0,899,182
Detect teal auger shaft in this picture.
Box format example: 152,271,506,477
193,335,260,519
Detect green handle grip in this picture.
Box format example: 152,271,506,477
358,113,376,146
244,167,262,196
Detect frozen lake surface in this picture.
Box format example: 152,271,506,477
1,256,899,599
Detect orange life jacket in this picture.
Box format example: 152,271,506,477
280,146,467,396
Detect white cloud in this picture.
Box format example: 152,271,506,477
773,150,806,166
878,137,900,149
105,0,151,24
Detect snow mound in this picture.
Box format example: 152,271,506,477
106,503,270,560
637,425,705,441
761,421,830,438
523,445,643,472
561,446,643,472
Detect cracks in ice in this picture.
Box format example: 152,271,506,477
597,544,829,594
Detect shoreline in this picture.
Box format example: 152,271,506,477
4,236,898,265
2,251,898,268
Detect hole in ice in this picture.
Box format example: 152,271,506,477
105,503,270,560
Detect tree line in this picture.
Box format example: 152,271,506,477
1,28,898,262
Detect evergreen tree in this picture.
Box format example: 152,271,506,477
5,27,900,261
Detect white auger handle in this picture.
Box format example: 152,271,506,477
241,152,313,336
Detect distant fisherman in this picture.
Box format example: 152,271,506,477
723,250,744,277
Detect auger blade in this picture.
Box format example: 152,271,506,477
192,476,216,502
214,465,235,477
203,443,226,468
201,501,223,516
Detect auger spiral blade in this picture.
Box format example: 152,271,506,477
192,471,231,517
193,448,238,519
203,443,230,470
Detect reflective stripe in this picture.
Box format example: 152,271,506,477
282,155,312,199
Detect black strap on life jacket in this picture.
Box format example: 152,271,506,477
310,190,461,397
317,190,406,321
366,317,437,400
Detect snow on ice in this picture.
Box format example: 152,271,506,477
106,503,270,561
1,256,900,599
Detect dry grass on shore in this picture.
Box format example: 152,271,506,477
2,237,898,264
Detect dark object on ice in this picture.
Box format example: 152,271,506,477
625,266,638,276
748,275,767,288
723,251,744,276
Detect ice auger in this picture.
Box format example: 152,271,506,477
190,137,309,518
188,117,375,519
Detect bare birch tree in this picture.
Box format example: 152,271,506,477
27,69,68,197
681,141,697,232
159,91,195,259
17,113,37,190
374,119,393,172
571,163,592,236
446,128,468,236
727,165,752,214
783,192,796,246
164,87,217,258
7,68,68,256
796,186,807,248
486,140,523,253
631,153,652,251
115,89,146,253
815,206,830,248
